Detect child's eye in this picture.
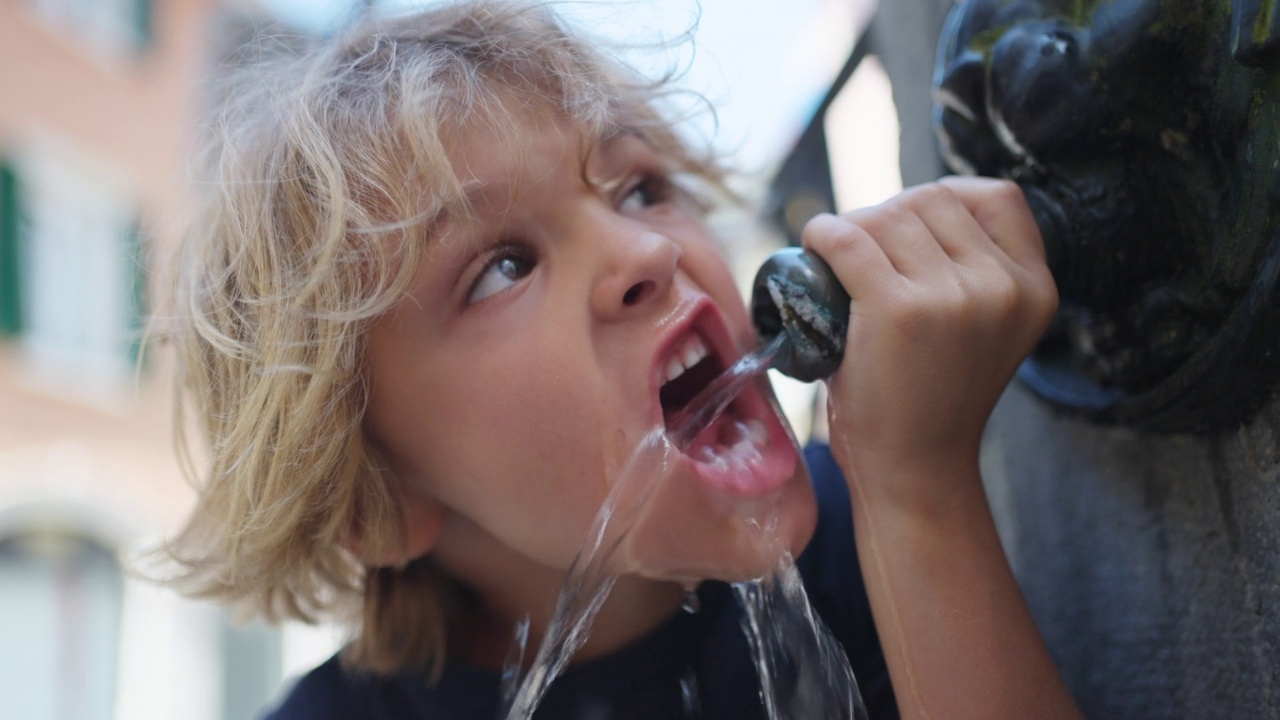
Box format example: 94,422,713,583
467,248,535,304
618,174,672,214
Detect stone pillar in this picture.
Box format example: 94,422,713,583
981,385,1280,718
868,0,952,186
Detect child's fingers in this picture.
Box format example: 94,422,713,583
935,176,1046,270
895,182,1011,270
836,196,954,280
800,212,900,302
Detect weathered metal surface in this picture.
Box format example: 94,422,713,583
750,248,851,383
934,0,1280,432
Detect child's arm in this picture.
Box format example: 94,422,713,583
802,177,1082,720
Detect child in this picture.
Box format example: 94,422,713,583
163,1,1082,718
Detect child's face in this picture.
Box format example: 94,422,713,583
364,110,817,589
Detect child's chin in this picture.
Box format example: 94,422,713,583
618,480,819,584
714,503,820,582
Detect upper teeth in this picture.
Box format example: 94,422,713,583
665,333,709,383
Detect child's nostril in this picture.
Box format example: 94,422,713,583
623,281,653,305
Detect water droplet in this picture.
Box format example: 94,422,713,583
681,586,701,614
500,615,531,705
681,666,703,717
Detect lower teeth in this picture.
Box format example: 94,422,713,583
695,419,767,474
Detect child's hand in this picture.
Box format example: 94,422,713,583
802,177,1057,512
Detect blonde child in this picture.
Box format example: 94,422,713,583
164,1,1082,718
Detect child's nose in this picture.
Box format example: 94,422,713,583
591,229,681,320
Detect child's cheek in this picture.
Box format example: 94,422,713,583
684,240,752,344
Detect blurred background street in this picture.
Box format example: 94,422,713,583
0,0,899,717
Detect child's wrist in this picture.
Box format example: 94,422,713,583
831,438,987,521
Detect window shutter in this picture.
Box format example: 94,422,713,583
125,216,147,367
132,0,153,53
0,162,22,336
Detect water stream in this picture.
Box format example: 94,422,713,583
735,560,869,720
500,335,867,719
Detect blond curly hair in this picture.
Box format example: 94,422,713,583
163,0,728,676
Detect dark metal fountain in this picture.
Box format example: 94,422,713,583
763,7,1280,716
933,0,1280,433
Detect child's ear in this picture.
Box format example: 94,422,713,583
345,483,448,568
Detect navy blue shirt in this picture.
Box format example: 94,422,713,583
265,443,898,719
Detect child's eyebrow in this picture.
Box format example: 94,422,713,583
586,129,651,188
595,127,650,161
420,175,521,243
598,128,636,150
419,128,649,236
458,177,512,212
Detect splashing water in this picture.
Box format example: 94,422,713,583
736,558,869,720
500,334,866,719
500,429,671,719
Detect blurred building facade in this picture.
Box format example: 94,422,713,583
0,2,337,719
0,0,903,717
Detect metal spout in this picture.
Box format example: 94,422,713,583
749,248,851,383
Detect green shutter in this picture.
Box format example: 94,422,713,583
0,163,22,336
132,0,153,53
125,216,147,367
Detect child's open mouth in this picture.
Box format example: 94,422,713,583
655,319,797,498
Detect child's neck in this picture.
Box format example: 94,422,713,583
458,575,686,670
432,518,686,669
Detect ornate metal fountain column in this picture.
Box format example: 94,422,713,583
934,0,1280,432
924,4,1280,718
767,6,1280,714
